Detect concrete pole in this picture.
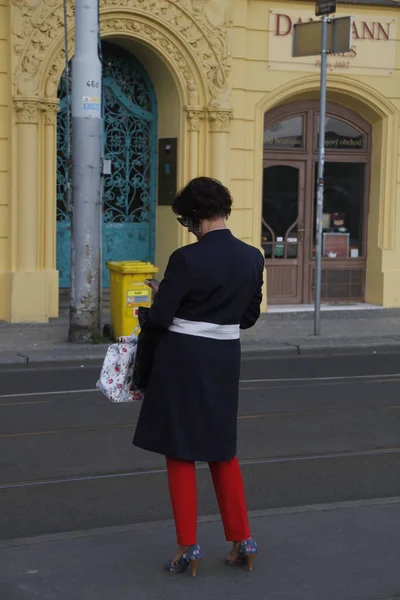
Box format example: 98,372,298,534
314,15,328,336
69,0,102,343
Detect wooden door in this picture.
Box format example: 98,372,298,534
262,161,306,304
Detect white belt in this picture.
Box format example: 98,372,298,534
168,318,240,340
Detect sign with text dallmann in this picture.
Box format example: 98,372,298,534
315,0,336,17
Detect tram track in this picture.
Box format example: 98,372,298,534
1,399,400,439
2,369,400,401
1,445,400,491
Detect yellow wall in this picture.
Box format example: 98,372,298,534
2,0,400,321
0,0,10,320
228,0,400,307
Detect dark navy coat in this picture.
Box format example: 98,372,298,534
133,229,264,462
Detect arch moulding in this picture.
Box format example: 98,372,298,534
12,0,233,113
252,74,398,252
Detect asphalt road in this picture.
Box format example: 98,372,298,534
1,353,400,541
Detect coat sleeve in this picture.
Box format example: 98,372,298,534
147,250,190,331
240,253,264,330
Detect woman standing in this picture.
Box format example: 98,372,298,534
133,177,264,576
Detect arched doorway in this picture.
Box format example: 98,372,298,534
262,101,371,305
57,41,158,288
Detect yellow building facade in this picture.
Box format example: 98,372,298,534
0,0,399,322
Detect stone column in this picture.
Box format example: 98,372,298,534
186,109,204,180
208,109,233,185
12,100,48,322
43,104,58,270
15,101,41,271
43,103,59,318
180,109,205,246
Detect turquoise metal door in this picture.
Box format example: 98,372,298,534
56,43,158,288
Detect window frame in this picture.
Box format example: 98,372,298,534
263,115,306,151
263,101,371,157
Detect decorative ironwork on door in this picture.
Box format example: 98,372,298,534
56,76,71,288
56,42,158,288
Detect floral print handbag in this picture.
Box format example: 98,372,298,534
96,335,144,403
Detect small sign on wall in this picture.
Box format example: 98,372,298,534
83,96,101,111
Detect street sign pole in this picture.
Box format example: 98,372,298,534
292,7,351,335
314,15,329,336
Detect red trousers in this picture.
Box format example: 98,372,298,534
166,456,251,546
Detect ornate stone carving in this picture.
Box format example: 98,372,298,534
102,17,195,84
15,53,41,97
14,100,42,124
186,109,204,132
208,109,232,132
45,15,200,99
43,102,59,125
45,35,74,98
187,81,199,107
12,0,231,107
205,0,233,30
99,0,231,85
12,0,74,96
208,65,231,110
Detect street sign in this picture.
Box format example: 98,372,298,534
292,16,352,57
315,0,336,17
331,17,353,54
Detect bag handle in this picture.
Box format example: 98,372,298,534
116,326,140,344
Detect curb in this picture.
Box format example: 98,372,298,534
0,351,107,368
241,340,400,358
1,495,399,549
297,341,400,357
1,340,400,368
241,345,298,358
0,355,29,366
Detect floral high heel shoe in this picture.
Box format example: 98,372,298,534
225,538,258,571
165,545,203,577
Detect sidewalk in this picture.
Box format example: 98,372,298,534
1,303,400,365
1,497,399,600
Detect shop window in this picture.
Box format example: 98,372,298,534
264,116,304,150
312,162,366,259
317,117,365,151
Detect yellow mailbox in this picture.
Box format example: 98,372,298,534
105,261,159,339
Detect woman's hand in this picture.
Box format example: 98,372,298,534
147,279,160,295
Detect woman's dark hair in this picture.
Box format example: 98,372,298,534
172,177,233,222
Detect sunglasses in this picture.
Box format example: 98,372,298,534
177,217,189,227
